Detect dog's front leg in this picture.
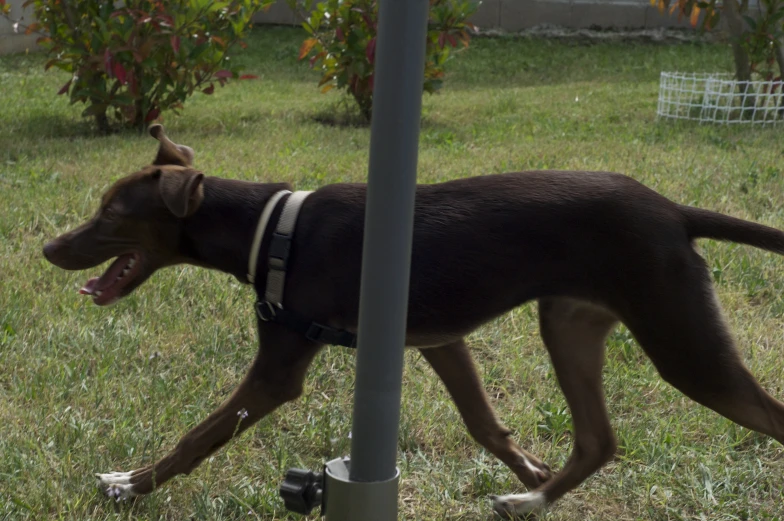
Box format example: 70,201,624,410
97,324,322,500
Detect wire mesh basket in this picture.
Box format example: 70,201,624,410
657,72,784,125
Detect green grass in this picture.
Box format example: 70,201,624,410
2,26,784,520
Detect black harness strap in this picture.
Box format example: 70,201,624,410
256,300,357,348
253,192,357,349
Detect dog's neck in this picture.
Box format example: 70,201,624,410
181,177,292,282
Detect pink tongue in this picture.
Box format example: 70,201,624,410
78,253,135,296
79,277,99,295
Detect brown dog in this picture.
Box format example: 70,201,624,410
43,126,784,517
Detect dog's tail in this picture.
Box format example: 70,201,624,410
680,205,784,255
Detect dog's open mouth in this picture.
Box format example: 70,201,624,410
79,253,142,306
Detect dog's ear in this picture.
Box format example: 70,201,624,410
158,169,205,218
149,124,195,167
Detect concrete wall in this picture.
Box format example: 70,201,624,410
253,0,696,30
0,1,37,55
0,0,695,56
473,0,696,31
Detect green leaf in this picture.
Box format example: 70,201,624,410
81,103,108,117
112,94,135,105
189,43,211,60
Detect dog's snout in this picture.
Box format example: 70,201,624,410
43,240,59,262
43,239,71,266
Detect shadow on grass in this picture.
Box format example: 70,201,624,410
5,113,152,142
7,106,776,168
308,98,371,128
311,111,370,129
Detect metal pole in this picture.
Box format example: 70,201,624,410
321,0,429,518
285,1,428,517
349,0,429,485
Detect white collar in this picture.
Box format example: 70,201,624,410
247,190,290,284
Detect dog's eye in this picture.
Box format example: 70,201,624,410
102,207,117,220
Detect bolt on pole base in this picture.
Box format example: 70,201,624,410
278,467,324,515
323,458,400,521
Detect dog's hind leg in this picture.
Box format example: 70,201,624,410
623,258,784,446
96,324,322,500
420,340,553,490
492,298,618,518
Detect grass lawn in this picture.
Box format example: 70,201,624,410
2,26,784,520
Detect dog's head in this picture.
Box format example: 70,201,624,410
43,125,205,306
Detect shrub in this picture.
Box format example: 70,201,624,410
288,0,480,121
740,0,784,80
654,0,784,81
4,0,272,133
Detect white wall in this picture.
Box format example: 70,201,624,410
252,0,698,30
0,1,37,55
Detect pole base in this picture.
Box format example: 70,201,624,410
323,458,400,521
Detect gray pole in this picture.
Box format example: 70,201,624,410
321,0,428,518
351,0,429,487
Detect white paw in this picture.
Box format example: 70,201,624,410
95,471,137,501
492,491,547,519
518,452,551,484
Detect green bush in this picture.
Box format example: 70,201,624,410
6,0,272,133
741,0,784,80
655,0,784,82
289,0,480,121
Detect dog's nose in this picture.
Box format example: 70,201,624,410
42,241,58,261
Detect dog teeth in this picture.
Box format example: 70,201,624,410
122,268,130,276
127,258,136,268
95,291,103,297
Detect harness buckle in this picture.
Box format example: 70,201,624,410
304,322,357,347
255,300,278,322
304,323,330,344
